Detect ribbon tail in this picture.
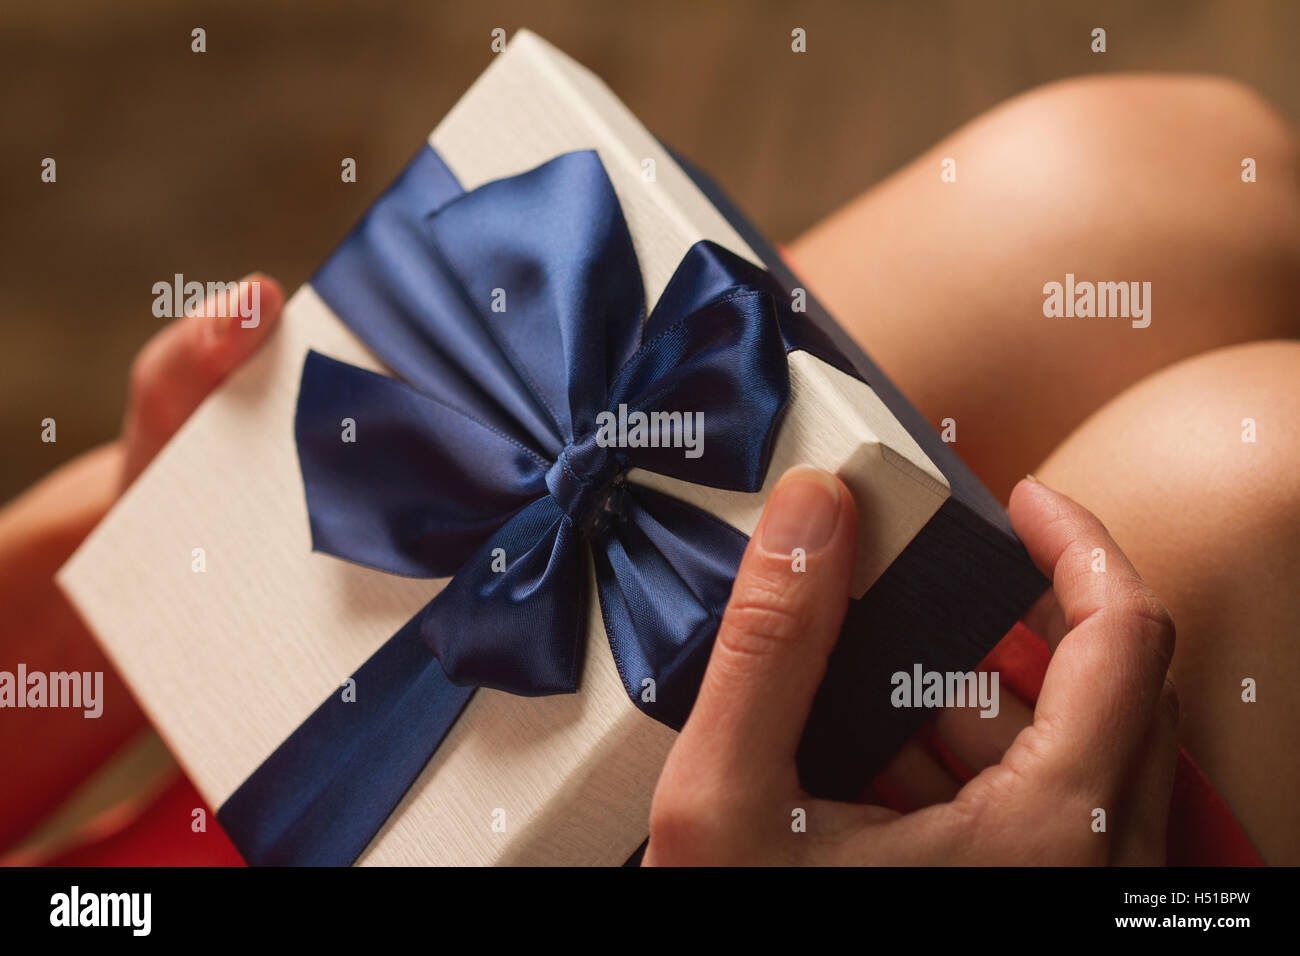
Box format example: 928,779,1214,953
217,615,473,866
420,495,588,696
594,485,749,730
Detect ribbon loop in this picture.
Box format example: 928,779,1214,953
422,150,646,442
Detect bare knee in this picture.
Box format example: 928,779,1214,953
997,73,1296,152
1039,339,1300,531
960,74,1300,334
979,73,1298,195
1038,340,1300,862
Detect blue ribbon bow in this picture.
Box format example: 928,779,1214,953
219,148,806,865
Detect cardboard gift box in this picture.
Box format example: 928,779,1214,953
58,31,1045,865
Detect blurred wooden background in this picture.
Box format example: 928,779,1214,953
2,0,1297,501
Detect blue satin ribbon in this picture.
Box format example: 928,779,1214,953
218,146,855,865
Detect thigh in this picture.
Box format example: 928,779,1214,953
1035,340,1300,864
790,74,1300,500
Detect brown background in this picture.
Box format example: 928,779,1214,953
2,0,1297,502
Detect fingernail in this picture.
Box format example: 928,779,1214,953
761,466,841,556
1024,473,1038,483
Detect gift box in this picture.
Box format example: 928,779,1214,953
58,31,1046,865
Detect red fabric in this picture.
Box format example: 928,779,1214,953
0,601,152,850
41,623,1261,866
44,773,245,867
918,622,1263,866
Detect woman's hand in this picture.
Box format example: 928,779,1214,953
0,275,284,851
121,275,284,488
643,469,1179,865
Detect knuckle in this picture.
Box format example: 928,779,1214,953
716,585,805,660
1004,719,1058,779
944,785,994,833
126,346,176,435
647,792,718,863
1111,581,1177,663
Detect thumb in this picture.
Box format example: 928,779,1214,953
672,465,858,792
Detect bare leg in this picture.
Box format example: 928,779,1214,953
1035,340,1300,864
791,74,1300,501
788,75,1300,862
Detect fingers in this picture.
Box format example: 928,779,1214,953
1006,477,1176,808
875,686,1036,812
669,465,858,792
123,275,284,483
871,738,961,811
1021,586,1068,651
931,689,1035,776
1110,677,1180,865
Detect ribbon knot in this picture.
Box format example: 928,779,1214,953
545,433,623,533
